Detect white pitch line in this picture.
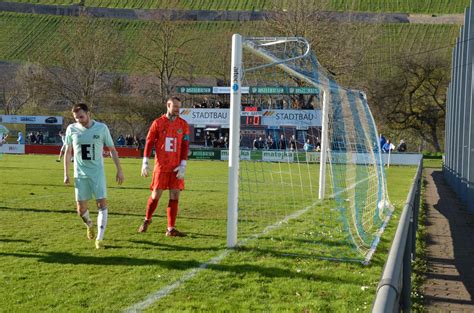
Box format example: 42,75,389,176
124,176,372,312
124,250,232,313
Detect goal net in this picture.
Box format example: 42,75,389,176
227,35,391,263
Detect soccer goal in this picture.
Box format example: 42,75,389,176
227,34,391,263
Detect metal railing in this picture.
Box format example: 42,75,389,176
372,158,423,313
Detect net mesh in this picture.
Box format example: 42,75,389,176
236,37,391,262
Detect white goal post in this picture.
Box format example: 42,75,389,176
226,34,329,248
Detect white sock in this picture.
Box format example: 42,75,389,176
97,207,108,241
80,210,93,228
167,227,174,231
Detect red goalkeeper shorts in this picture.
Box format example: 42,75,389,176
150,171,184,191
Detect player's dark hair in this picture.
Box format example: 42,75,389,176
72,103,89,113
167,96,181,103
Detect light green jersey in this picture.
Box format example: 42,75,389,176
65,120,114,178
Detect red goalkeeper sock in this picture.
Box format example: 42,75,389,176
145,196,159,220
166,199,179,228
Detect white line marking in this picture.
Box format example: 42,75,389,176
124,176,375,312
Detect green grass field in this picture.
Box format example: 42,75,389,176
5,0,473,13
0,154,417,311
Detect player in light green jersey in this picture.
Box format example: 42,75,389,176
64,103,124,249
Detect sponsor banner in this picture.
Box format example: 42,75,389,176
220,150,251,161
179,109,321,127
180,109,229,126
212,86,249,94
262,110,321,127
179,86,319,95
249,86,320,95
262,151,295,162
305,152,321,163
0,144,25,154
0,115,63,125
188,149,221,160
329,152,423,165
177,86,213,94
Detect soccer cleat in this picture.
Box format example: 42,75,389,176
87,226,95,240
95,240,105,249
165,228,186,237
138,219,151,233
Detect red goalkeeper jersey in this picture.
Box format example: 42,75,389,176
144,115,190,173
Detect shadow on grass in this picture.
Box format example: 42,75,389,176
0,206,144,217
0,238,31,243
0,206,225,223
126,240,224,252
0,251,364,284
235,246,366,265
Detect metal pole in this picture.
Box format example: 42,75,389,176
319,89,329,199
465,0,474,213
461,9,471,202
227,33,242,248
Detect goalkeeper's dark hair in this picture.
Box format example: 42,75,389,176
167,96,181,103
72,103,89,113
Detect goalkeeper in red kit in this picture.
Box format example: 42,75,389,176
138,96,190,236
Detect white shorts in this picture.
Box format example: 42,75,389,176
74,176,107,202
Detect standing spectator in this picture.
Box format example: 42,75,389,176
116,135,125,146
266,135,275,150
139,138,146,157
380,134,386,151
37,131,44,144
279,134,287,150
397,139,407,152
303,139,314,152
205,132,211,147
17,131,24,144
382,139,394,153
252,137,259,150
133,135,140,147
289,135,297,151
315,137,321,152
257,137,265,149
224,136,228,148
29,132,36,144
126,134,134,146
217,137,226,148
212,135,218,148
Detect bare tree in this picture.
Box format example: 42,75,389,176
23,14,124,110
136,18,196,104
369,53,448,152
98,76,161,135
210,31,233,86
264,0,381,85
0,65,32,115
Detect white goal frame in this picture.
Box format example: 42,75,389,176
227,34,329,248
